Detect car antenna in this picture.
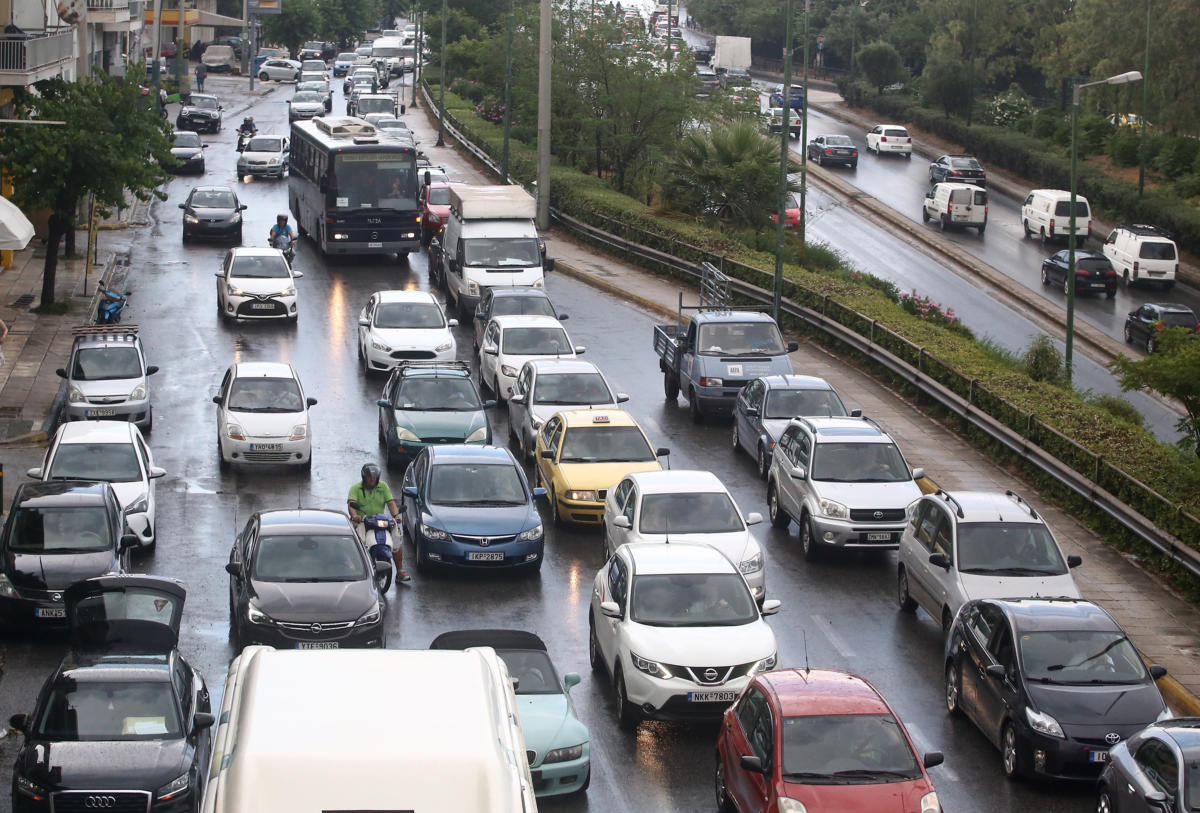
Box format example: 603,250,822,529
803,628,810,674
664,503,671,544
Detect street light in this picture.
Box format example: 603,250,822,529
773,0,794,322
1065,69,1142,381
436,0,446,147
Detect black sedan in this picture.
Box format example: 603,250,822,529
179,186,245,244
806,134,859,168
1124,303,1199,354
1098,717,1200,812
929,154,986,187
225,509,387,650
472,287,564,350
9,576,214,813
166,130,206,174
944,598,1168,782
1040,249,1117,299
174,93,222,134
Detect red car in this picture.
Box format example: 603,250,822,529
768,197,801,231
716,669,943,813
419,180,463,246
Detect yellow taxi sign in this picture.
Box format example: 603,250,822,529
592,414,610,423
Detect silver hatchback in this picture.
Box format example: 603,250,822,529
57,325,158,431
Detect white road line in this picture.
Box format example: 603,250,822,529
810,613,856,658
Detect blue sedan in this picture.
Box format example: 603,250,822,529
400,445,545,573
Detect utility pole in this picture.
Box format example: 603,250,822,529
410,1,420,108
799,0,809,243
773,0,794,323
436,0,446,146
1138,0,1150,197
502,0,514,183
535,0,551,229
966,0,976,126
150,0,164,113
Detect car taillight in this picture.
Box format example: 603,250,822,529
949,169,961,176
824,148,833,155
881,136,888,142
1134,261,1140,273
906,137,912,143
851,149,858,155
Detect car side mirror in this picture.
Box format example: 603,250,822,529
613,515,631,529
447,319,458,327
509,393,525,404
374,560,392,577
789,465,806,480
484,346,498,355
928,553,951,570
599,601,622,619
1149,664,1168,680
212,395,223,405
403,486,419,499
292,270,303,278
202,144,209,149
192,712,216,732
149,466,167,479
214,271,223,278
563,671,581,690
745,406,759,417
540,449,555,460
26,467,43,478
532,487,547,498
911,467,925,480
1067,554,1082,568
55,367,68,378
574,345,586,355
739,755,766,774
558,313,569,320
178,203,186,209
544,258,555,272
787,341,799,352
923,751,945,769
850,408,862,417
616,392,629,403
358,318,369,327
224,562,242,576
306,397,318,407
746,512,763,526
475,312,486,320
760,598,782,616
238,204,248,211
119,533,141,552
146,365,159,375
985,664,1008,680
377,399,391,409
483,400,497,408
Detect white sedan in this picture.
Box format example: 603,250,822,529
257,58,301,82
602,470,766,599
357,290,457,373
865,123,913,157
215,247,302,321
478,315,584,403
27,421,165,549
214,361,316,470
507,357,626,462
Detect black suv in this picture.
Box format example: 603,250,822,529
175,93,222,134
929,154,986,187
9,576,214,813
0,481,140,629
1124,303,1199,354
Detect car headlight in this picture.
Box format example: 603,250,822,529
466,281,479,295
748,652,778,676
532,278,544,288
564,490,598,502
371,339,391,352
817,497,849,519
1025,706,1064,738
227,285,245,297
435,339,454,353
226,423,246,440
68,386,86,403
289,424,307,441
184,214,200,224
519,524,543,541
920,792,939,813
778,800,809,813
14,774,48,800
268,158,281,165
356,604,382,625
156,772,190,801
247,602,273,625
542,743,585,763
394,426,420,442
0,573,19,598
129,383,147,401
420,523,448,541
500,365,519,377
230,212,242,223
630,651,673,680
739,552,763,574
466,426,488,443
127,494,150,515
280,286,296,297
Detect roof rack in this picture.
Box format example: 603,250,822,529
1004,489,1039,520
72,324,139,335
934,489,964,519
1118,223,1174,239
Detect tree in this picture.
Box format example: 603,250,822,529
922,32,973,116
260,0,321,59
1110,329,1200,455
858,41,904,93
0,70,173,308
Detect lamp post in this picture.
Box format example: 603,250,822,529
410,1,420,109
1066,69,1143,381
502,0,514,183
436,0,446,146
773,0,794,322
799,0,809,244
1138,0,1150,197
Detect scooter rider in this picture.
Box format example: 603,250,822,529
348,463,410,583
269,214,295,247
238,116,257,135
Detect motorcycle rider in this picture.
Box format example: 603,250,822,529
269,214,295,249
238,116,257,135
347,463,410,584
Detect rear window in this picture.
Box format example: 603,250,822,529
974,190,987,206
949,189,973,205
884,128,909,138
1139,241,1177,260
1054,200,1090,218
1077,257,1113,272
1161,311,1198,328
949,157,981,169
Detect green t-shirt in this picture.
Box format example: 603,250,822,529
348,481,394,517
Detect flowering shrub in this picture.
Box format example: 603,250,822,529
988,86,1034,128
474,96,506,124
898,290,972,337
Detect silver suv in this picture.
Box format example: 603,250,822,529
56,326,158,431
765,416,923,561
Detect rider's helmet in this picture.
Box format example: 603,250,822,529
361,463,381,487
276,213,289,226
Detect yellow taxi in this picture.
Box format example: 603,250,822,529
534,409,668,525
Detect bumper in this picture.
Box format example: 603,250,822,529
0,595,68,628
415,534,544,570
452,289,482,311
324,238,419,256
1016,724,1122,780
289,109,322,120
237,162,287,177
221,435,311,466
531,748,590,798
693,387,737,413
169,156,206,173
63,400,151,428
807,516,905,549
876,143,911,154
177,116,220,131
240,618,385,649
184,221,240,240
14,788,198,813
365,343,456,371
386,433,487,467
623,661,750,721
223,294,297,319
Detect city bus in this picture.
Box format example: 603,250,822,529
288,116,421,258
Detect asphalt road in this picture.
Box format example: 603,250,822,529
0,73,1104,812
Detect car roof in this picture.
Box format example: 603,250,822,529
373,289,439,304
397,363,471,379
54,420,138,445
626,469,727,494
491,314,564,329
258,509,354,535
70,330,143,350
791,416,889,441
934,182,985,192
229,247,286,259
489,287,551,299
191,185,235,194
992,598,1120,635
427,445,515,466
558,408,639,428
694,310,777,324
1029,189,1075,199
16,479,111,505
624,541,738,575
233,361,296,379
1147,303,1195,316
526,358,600,375
759,374,834,391
430,629,548,652
61,654,172,681
1154,719,1200,750
929,490,1043,524
760,669,894,717
874,123,907,129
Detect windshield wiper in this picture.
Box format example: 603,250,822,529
832,769,915,780
557,456,594,462
986,567,1059,576
780,772,841,783
1048,637,1126,671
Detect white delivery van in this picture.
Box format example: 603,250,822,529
1021,189,1091,245
1102,223,1179,290
371,36,407,76
922,182,988,235
202,646,538,813
440,185,551,314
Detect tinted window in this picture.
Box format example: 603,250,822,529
1135,739,1180,798
764,388,846,419
72,347,142,380
811,441,909,483
492,295,556,318
639,492,743,534
949,157,981,169
227,377,304,412
428,463,527,505
1077,257,1113,272
49,443,142,482
1053,200,1090,217
629,573,757,626
533,372,612,405
395,377,480,410
560,425,654,462
190,190,235,208
428,188,452,205
1140,241,1177,260
781,714,920,780
374,302,445,329
1162,311,1198,329
1019,630,1147,684
497,650,560,695
9,506,112,552
696,322,786,355
35,682,182,741
501,327,572,355
252,535,367,581
230,254,291,278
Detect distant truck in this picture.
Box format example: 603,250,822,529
654,265,798,421
434,185,553,315
712,35,751,73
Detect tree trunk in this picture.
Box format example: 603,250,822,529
40,213,66,307
64,218,76,258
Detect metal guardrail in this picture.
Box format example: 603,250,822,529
0,29,74,73
421,82,1200,580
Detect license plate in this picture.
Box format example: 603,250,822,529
368,241,382,248
36,607,66,619
250,443,282,451
954,215,968,221
296,641,338,649
251,303,275,310
688,691,738,703
866,532,894,541
85,408,116,417
467,551,505,561
1088,750,1109,763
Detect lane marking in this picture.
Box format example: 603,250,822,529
810,613,856,658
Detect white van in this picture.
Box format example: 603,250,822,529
202,646,538,812
1102,224,1180,289
1021,189,1091,245
922,182,987,235
371,36,408,76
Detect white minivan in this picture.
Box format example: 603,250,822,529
1102,223,1180,290
1021,189,1091,245
922,182,987,235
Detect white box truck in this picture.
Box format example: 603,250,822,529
437,184,552,314
712,35,751,72
202,646,538,812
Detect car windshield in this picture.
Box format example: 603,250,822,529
1020,630,1147,685
227,377,305,413
780,714,920,782
8,506,111,552
356,47,372,56
190,190,235,208
1140,241,1177,260
293,92,323,103
302,42,322,50
173,132,201,148
230,254,291,278
955,523,1068,575
630,573,757,626
560,425,654,462
428,463,527,505
358,98,393,114
765,389,847,419
697,322,786,356
533,372,612,405
332,153,416,209
501,327,572,355
497,650,560,695
428,187,452,205
811,441,910,483
337,53,355,61
34,682,182,741
192,96,218,110
253,534,367,582
639,492,743,534
246,137,282,152
48,443,142,483
492,295,555,318
463,237,542,268
374,301,445,329
71,346,142,381
826,135,854,146
396,377,480,411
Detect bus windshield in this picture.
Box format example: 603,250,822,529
332,153,416,210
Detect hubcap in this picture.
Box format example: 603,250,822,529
1003,727,1017,775
715,762,726,804
900,572,908,603
769,488,778,518
946,666,958,711
1098,793,1111,813
731,424,738,449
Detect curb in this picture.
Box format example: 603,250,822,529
552,257,678,321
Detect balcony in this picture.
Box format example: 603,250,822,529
0,29,74,87
87,0,131,25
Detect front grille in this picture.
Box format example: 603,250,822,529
596,489,607,501
451,533,516,547
423,437,466,445
236,300,285,317
275,619,355,639
52,790,151,813
242,450,293,462
87,396,127,404
526,749,537,765
848,508,906,522
390,350,436,360
18,587,62,601
683,665,735,685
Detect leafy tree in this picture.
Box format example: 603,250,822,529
858,40,903,92
1110,329,1200,455
922,32,973,116
260,0,321,59
1,70,172,308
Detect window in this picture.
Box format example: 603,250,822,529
540,416,560,450
966,603,1002,647
608,555,628,607
172,659,193,721
793,433,811,467
514,366,532,397
1135,739,1180,799
913,503,936,550
987,621,1017,682
736,688,764,740
777,425,801,459
930,507,952,559
611,479,633,514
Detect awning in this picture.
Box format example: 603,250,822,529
0,195,35,251
196,10,246,26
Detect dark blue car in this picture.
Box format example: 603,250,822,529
769,86,804,109
400,445,546,574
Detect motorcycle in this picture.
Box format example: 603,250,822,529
96,284,129,324
349,501,397,592
236,128,256,152
270,231,296,264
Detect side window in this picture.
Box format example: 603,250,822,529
987,621,1018,681
218,368,232,399
966,603,1000,647
750,700,774,764
540,416,560,448
913,502,936,549
1105,230,1118,246
608,556,628,607
134,435,151,472
612,479,632,513
736,687,763,738
548,424,564,455
1023,194,1033,207
172,657,193,719
777,425,801,459
793,433,811,467
516,367,532,398
685,321,698,351
1135,739,1180,799
930,506,953,559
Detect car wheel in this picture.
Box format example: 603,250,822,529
1096,786,1114,813
182,230,190,244
1146,334,1155,354
217,439,230,472
549,487,563,526
945,661,962,716
730,421,741,454
1023,219,1031,238
235,227,243,244
977,224,986,236
1039,228,1047,247
493,376,505,405
939,214,948,232
1105,287,1116,299
767,482,790,528
714,755,735,813
799,512,822,561
921,207,929,223
588,616,604,674
850,161,858,169
259,72,269,81
897,566,918,612
1124,323,1134,343
415,540,429,575
1063,275,1071,296
689,390,704,423
817,153,825,166
663,373,679,401
904,152,912,160
1040,266,1050,287
757,445,769,480
1001,722,1025,779
1122,269,1131,287
613,665,639,731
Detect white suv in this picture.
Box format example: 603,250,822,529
1102,224,1179,290
588,542,780,729
766,416,924,561
897,490,1081,634
214,362,316,470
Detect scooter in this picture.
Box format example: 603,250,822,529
236,129,255,152
349,501,397,592
270,231,296,265
96,284,129,324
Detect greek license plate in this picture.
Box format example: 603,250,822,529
688,691,738,703
468,551,505,561
85,408,115,417
1088,750,1109,763
368,241,382,248
296,642,338,650
251,303,275,310
250,443,282,451
36,607,66,619
866,532,894,541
